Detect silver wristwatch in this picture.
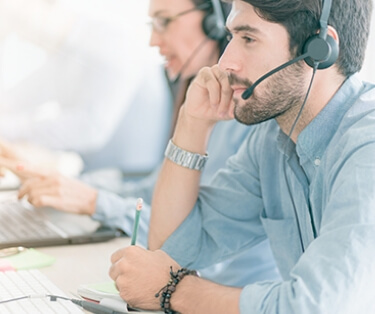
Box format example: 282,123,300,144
164,139,209,171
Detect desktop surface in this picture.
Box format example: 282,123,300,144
0,237,132,313
38,237,131,296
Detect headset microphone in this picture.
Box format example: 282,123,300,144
241,0,339,100
241,52,310,100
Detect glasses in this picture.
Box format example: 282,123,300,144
149,2,211,33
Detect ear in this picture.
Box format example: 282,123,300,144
327,25,339,46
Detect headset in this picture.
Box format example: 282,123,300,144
303,0,339,69
242,0,340,100
202,0,228,41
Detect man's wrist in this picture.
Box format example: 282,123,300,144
155,266,199,313
172,106,215,154
164,140,209,171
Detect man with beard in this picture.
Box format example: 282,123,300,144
109,0,375,313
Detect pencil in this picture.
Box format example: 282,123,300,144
131,198,143,245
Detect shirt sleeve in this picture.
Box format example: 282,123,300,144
162,137,268,269
92,191,151,248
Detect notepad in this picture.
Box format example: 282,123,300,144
78,281,122,302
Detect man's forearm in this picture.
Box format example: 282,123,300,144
149,107,215,249
170,275,241,314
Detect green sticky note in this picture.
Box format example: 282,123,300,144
4,248,55,270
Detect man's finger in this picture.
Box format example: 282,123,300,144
212,65,234,117
111,247,128,264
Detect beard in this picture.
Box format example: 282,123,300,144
229,61,307,126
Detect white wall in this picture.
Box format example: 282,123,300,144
359,4,375,83
0,0,155,91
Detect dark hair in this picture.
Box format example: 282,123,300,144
223,0,373,77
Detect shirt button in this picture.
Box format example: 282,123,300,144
314,158,321,166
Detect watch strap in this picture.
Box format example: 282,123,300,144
164,140,208,171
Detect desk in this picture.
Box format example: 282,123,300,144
37,238,161,313
38,237,131,296
36,237,137,313
0,190,130,292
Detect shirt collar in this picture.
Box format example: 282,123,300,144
296,74,365,164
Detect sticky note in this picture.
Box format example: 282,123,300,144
2,248,55,270
0,259,15,271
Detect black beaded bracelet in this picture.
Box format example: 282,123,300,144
155,266,198,314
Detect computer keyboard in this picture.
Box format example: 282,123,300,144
0,201,62,242
0,269,83,313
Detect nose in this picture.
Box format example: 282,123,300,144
218,40,242,73
149,29,162,47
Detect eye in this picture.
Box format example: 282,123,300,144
157,16,171,28
242,36,254,44
226,33,233,42
150,16,172,32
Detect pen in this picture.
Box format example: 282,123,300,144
131,198,143,245
70,298,128,314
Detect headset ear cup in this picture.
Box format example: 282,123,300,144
317,35,339,69
202,12,226,41
303,34,339,69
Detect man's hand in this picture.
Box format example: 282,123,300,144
183,64,235,125
18,174,97,215
109,246,180,310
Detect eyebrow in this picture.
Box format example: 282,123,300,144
228,24,261,34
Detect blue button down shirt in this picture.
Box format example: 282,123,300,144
162,75,375,313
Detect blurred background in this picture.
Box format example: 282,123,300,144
0,0,155,91
0,0,173,177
